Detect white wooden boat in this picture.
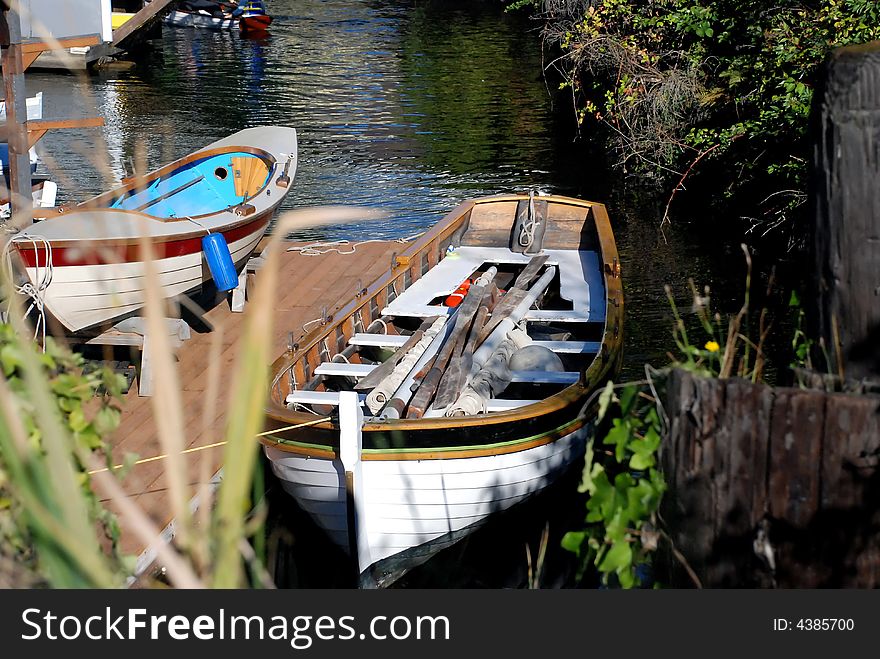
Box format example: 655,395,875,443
7,126,297,333
261,194,623,586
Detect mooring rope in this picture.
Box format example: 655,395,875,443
287,231,423,257
87,416,333,475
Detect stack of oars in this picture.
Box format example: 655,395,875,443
405,253,551,418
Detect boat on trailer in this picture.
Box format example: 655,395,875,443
261,193,624,587
7,125,297,334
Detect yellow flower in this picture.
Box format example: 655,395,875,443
705,340,720,353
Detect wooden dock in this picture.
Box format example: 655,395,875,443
94,239,400,569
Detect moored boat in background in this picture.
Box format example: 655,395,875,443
162,0,273,32
238,0,272,32
164,0,242,30
261,193,623,586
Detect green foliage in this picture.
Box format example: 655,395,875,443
0,324,128,586
562,381,666,588
788,290,813,371
663,245,773,383
527,0,880,203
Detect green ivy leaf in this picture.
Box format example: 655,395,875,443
561,531,586,554
619,385,639,416
630,451,655,470
603,419,631,462
598,540,633,575
94,406,122,436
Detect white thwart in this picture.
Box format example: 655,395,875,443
286,391,367,406
314,363,377,378
525,309,592,322
382,245,603,322
485,399,540,411
348,333,410,348
508,370,580,384
532,340,601,353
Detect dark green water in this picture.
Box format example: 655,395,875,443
26,0,750,586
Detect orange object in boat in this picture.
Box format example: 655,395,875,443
445,279,472,307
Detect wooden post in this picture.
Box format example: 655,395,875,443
1,7,33,225
662,369,880,588
810,42,880,381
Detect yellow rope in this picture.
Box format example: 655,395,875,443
88,416,332,475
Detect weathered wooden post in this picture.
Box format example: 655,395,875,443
810,42,880,381
0,4,34,226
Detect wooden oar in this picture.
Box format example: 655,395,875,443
477,253,549,343
405,281,489,418
353,316,438,391
432,304,489,410
434,254,550,409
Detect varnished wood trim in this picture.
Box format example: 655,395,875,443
258,416,587,461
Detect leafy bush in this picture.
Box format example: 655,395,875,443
514,0,880,222
0,325,128,587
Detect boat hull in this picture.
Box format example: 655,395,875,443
240,14,271,31
264,423,589,586
165,10,236,30
21,212,268,333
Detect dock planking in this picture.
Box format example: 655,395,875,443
94,240,400,560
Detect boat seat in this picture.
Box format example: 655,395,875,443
525,310,592,322
382,245,604,322
508,370,580,384
348,333,410,348
286,391,367,406
381,247,510,318
313,362,377,378
532,340,601,354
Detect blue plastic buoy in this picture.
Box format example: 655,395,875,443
202,233,238,292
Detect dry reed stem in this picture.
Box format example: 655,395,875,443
132,139,192,552
85,453,203,589
211,205,385,587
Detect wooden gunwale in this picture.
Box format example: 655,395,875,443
262,194,624,456
262,415,588,462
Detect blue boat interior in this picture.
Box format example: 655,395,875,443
108,151,272,218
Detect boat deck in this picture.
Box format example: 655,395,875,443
93,239,400,564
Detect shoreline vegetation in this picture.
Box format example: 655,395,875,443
508,0,880,238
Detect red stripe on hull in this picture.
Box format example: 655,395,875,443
15,215,270,268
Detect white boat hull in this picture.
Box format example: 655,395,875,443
21,217,265,332
264,425,588,585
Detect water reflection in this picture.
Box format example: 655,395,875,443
35,0,581,242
